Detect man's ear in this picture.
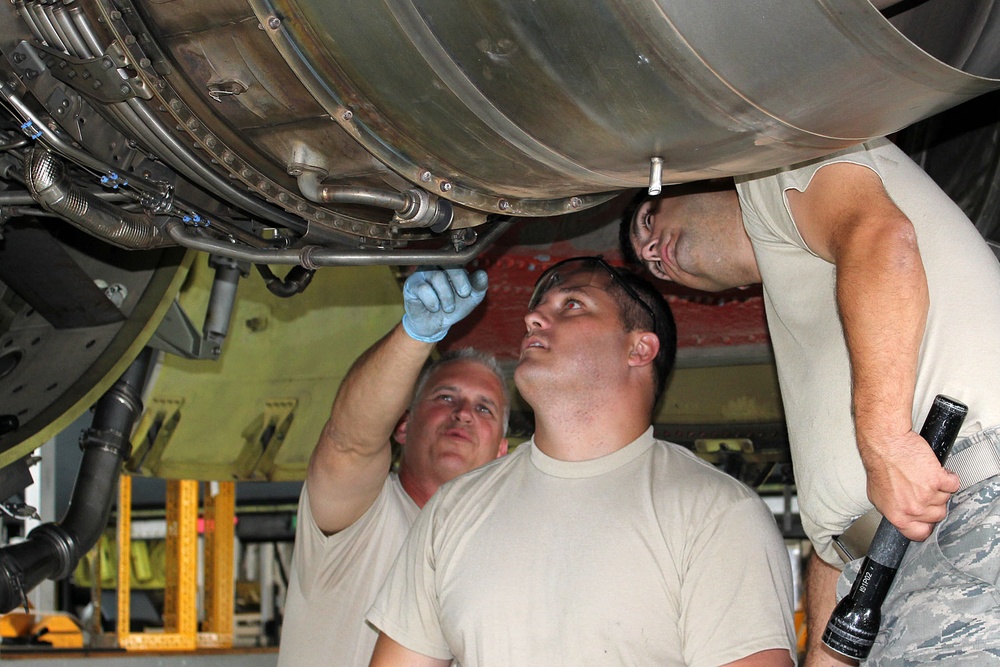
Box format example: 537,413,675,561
393,412,411,445
496,438,509,459
627,332,660,368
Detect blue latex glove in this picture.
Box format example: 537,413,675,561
401,267,488,343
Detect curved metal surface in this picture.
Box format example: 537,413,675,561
0,0,998,475
254,0,1000,209
0,241,191,470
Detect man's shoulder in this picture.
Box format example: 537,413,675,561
454,443,528,484
651,438,759,501
430,444,529,503
737,139,885,191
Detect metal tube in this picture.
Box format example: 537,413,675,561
13,0,47,45
164,216,514,267
24,147,172,249
24,2,65,51
51,4,92,57
0,84,166,201
0,189,129,205
296,169,410,211
203,256,242,344
41,3,75,54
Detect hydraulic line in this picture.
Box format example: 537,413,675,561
0,349,154,614
165,216,514,267
24,146,171,249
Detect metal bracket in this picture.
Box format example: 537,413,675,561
10,40,150,104
234,400,297,480
127,397,184,476
147,300,217,360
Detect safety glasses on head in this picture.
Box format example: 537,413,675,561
527,256,657,331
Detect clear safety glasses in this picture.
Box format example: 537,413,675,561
527,256,657,331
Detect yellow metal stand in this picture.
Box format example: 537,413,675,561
116,476,236,651
199,481,235,647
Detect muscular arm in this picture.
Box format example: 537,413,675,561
368,633,451,667
308,323,433,534
787,162,960,540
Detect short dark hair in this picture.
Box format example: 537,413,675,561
604,267,677,408
619,181,738,272
618,189,647,269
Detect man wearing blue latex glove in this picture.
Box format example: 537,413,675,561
401,267,489,343
278,265,509,667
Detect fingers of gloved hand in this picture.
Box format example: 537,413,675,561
400,267,488,343
412,268,487,317
446,269,488,323
423,269,463,313
404,273,445,313
442,267,474,299
468,269,488,295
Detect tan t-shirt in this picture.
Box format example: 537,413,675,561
737,137,1000,564
368,428,795,667
278,474,419,667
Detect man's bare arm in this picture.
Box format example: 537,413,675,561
803,552,857,667
308,323,433,534
368,633,451,667
787,162,960,540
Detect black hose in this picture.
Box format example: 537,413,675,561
0,348,153,613
255,264,317,298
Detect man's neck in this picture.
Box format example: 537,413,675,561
398,468,436,508
532,408,650,462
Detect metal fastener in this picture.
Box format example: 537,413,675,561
648,157,664,196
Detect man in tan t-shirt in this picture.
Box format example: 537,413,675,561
624,138,1000,666
277,267,509,667
367,257,795,667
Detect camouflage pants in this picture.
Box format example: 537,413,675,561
838,431,1000,665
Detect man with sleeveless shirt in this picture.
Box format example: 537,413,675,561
366,258,796,666
277,267,510,667
625,137,1000,665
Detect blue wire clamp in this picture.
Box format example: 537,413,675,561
99,173,128,189
20,120,42,140
182,213,211,228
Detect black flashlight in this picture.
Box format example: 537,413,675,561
822,394,968,660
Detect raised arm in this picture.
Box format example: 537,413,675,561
786,162,960,541
307,267,488,534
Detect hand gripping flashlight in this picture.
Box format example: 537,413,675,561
822,394,968,660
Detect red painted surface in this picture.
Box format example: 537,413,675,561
439,208,770,362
